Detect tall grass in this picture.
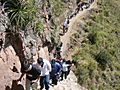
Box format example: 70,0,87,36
73,0,120,89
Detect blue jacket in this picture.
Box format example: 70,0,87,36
50,62,61,77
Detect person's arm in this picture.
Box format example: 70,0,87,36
31,76,40,84
57,63,61,73
16,73,25,82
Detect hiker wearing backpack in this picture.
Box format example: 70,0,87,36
50,59,61,86
17,60,41,90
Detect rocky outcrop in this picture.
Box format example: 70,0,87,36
0,6,24,90
0,46,23,90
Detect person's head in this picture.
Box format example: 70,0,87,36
51,59,56,64
37,57,44,67
22,60,32,72
63,59,66,62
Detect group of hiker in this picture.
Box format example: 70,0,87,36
62,0,94,34
17,57,72,90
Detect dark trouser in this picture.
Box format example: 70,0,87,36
51,75,59,85
67,69,70,76
61,71,68,80
67,67,71,76
40,75,49,90
63,26,68,33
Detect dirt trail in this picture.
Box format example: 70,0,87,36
49,71,86,90
48,1,98,90
60,1,97,59
35,1,97,90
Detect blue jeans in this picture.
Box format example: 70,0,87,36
40,75,50,90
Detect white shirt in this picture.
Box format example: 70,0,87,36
63,18,68,27
62,63,69,71
38,59,51,76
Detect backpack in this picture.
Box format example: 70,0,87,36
26,64,41,81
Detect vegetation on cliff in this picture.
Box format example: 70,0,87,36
1,0,120,90
73,0,120,90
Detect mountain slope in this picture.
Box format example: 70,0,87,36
72,0,120,90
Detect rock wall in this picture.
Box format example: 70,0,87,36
0,46,23,90
0,6,25,90
0,8,50,89
0,0,78,90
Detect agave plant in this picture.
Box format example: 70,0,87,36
4,0,37,31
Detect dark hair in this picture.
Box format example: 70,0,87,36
21,60,31,71
51,59,56,64
63,59,66,62
37,57,44,65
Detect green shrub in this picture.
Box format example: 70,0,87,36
34,21,44,33
73,0,120,89
4,0,37,30
88,32,97,44
95,49,111,70
50,0,64,17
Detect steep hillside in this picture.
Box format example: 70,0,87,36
72,0,120,90
61,1,97,59
1,0,120,90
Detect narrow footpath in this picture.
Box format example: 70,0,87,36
49,1,97,90
49,71,86,90
42,1,97,90
61,0,97,59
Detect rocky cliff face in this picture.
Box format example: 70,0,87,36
0,6,24,90
0,0,77,90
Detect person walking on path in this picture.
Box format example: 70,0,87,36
50,59,61,86
63,17,69,33
66,60,72,76
17,60,41,90
61,59,69,80
37,57,51,90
